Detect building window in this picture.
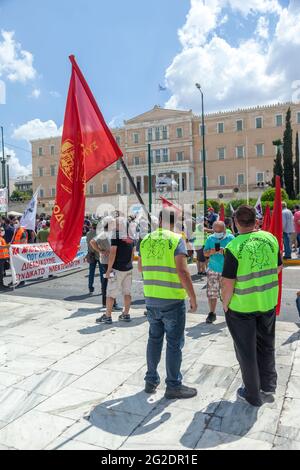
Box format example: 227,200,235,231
50,145,55,156
256,117,263,129
155,127,160,140
39,189,44,198
162,126,168,140
50,165,56,177
148,128,153,142
116,183,121,194
237,174,245,185
217,122,224,134
236,146,245,159
137,180,141,193
236,120,243,131
297,112,300,124
38,167,44,177
102,184,108,194
155,150,161,163
38,147,43,157
256,143,264,157
177,152,184,161
176,128,183,138
134,156,140,166
133,133,139,144
116,136,121,145
218,147,225,160
51,188,56,197
219,175,226,186
162,148,168,162
256,172,264,184
89,185,94,195
276,114,283,127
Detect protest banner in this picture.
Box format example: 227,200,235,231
9,237,88,285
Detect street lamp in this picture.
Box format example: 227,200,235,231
1,126,6,189
195,83,207,216
6,154,11,201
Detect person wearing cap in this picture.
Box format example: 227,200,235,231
207,207,218,229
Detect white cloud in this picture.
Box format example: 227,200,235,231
12,119,62,142
165,0,299,113
256,16,270,39
0,31,36,83
29,88,41,99
109,114,125,128
50,91,61,98
4,147,32,178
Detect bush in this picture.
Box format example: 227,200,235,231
261,188,289,202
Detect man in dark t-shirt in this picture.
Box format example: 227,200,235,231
98,218,135,324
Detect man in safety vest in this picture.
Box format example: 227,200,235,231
139,208,198,400
12,220,28,245
222,205,283,407
0,226,11,291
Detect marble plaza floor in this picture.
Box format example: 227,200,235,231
0,294,299,450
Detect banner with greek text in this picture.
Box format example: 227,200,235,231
9,237,88,285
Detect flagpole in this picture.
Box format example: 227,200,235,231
246,136,249,204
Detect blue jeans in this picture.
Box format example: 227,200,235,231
145,301,186,389
296,297,300,318
283,233,292,258
297,234,300,255
88,260,104,291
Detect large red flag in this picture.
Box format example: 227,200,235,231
268,176,283,316
49,56,123,263
219,204,225,222
262,204,271,231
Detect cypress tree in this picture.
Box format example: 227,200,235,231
295,131,299,197
283,107,295,199
272,139,284,187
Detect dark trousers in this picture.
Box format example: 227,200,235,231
0,259,5,286
88,260,103,291
101,264,108,307
225,309,277,405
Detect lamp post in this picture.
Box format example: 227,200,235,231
6,154,11,201
195,83,207,216
1,126,6,189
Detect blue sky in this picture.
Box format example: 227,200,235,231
0,0,298,175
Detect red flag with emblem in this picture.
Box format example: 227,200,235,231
219,204,225,222
262,204,271,231
49,56,123,263
268,176,283,316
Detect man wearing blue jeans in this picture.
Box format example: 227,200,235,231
282,202,294,260
139,208,198,400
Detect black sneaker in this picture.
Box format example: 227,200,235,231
0,285,12,292
260,389,275,396
96,314,112,325
206,312,216,324
164,385,197,400
89,287,95,294
145,382,158,394
237,387,262,407
119,313,131,322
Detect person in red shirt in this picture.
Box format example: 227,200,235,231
293,205,300,256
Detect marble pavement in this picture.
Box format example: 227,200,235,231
0,294,299,450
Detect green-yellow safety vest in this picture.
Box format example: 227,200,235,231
226,230,279,313
140,228,187,300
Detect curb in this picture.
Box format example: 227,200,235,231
283,259,300,266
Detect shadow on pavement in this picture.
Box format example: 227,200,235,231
64,294,100,302
65,307,101,319
282,323,300,346
78,316,147,335
186,321,227,340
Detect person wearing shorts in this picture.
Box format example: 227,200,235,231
97,217,135,325
204,221,234,324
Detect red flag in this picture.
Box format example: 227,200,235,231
160,196,182,215
268,176,283,316
262,204,271,231
49,56,122,263
219,204,225,222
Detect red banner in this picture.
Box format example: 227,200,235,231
269,176,283,316
49,56,122,263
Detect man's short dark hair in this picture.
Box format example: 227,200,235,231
46,221,50,228
159,208,176,227
294,205,300,211
224,217,232,226
234,205,256,227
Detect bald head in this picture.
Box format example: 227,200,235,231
213,221,225,233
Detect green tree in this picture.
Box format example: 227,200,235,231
272,139,284,187
283,107,295,198
295,131,299,197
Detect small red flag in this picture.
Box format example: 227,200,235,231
268,176,283,316
262,204,271,231
49,56,122,263
219,204,225,222
160,196,182,215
